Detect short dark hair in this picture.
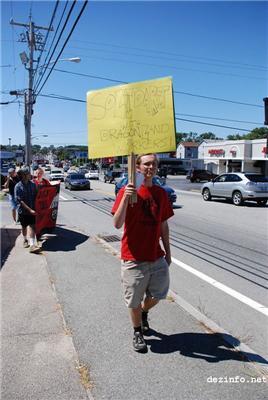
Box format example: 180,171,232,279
19,166,30,176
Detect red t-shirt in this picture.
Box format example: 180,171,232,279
33,178,50,186
111,184,174,261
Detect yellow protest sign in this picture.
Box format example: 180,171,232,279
87,77,176,158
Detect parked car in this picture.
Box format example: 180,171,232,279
201,172,268,206
49,169,65,182
115,175,177,205
65,173,91,190
187,169,218,183
44,165,51,172
85,170,99,180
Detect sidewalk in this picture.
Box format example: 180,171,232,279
1,220,267,399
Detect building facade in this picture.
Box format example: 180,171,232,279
176,142,199,159
202,139,267,175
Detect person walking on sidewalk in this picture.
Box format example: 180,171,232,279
112,153,174,353
3,168,20,223
14,167,41,254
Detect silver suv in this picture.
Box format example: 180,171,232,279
201,173,268,206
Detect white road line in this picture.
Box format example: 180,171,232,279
175,189,200,195
59,194,68,200
171,256,268,317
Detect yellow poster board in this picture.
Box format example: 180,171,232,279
87,76,176,158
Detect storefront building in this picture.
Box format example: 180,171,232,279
202,139,268,175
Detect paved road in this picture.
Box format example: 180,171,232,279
59,179,268,360
1,186,267,400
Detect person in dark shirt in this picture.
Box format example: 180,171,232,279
14,167,41,254
3,168,20,222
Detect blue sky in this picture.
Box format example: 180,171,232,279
1,1,267,148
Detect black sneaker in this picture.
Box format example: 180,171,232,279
141,311,149,334
133,331,147,352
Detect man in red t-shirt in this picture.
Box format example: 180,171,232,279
112,154,174,352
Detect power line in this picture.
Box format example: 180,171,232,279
39,93,86,103
35,0,88,97
34,0,77,93
64,52,265,81
33,129,86,135
38,93,263,125
33,0,60,81
67,44,268,74
51,68,263,108
39,93,257,132
175,113,261,125
33,0,69,90
173,90,262,108
175,117,251,132
70,39,267,71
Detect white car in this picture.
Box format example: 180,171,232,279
85,170,99,180
67,168,78,174
49,169,65,182
201,172,268,206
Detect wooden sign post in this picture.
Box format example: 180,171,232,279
128,152,137,204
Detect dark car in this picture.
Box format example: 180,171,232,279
104,170,122,183
186,169,218,183
64,173,91,190
115,175,177,205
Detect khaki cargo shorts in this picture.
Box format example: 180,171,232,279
121,257,170,308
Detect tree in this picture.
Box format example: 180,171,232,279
226,127,268,141
175,132,187,145
197,132,217,141
32,145,41,155
226,133,244,140
244,127,268,140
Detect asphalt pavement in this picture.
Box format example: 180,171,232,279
1,194,267,400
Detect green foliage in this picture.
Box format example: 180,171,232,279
198,132,217,140
176,131,221,144
226,134,244,140
227,127,268,141
244,127,268,140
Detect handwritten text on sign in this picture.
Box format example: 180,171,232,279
87,77,176,158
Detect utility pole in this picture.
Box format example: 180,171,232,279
10,16,53,167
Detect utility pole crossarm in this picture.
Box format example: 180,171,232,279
10,18,53,31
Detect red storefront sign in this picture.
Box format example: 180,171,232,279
35,184,60,236
208,149,225,156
